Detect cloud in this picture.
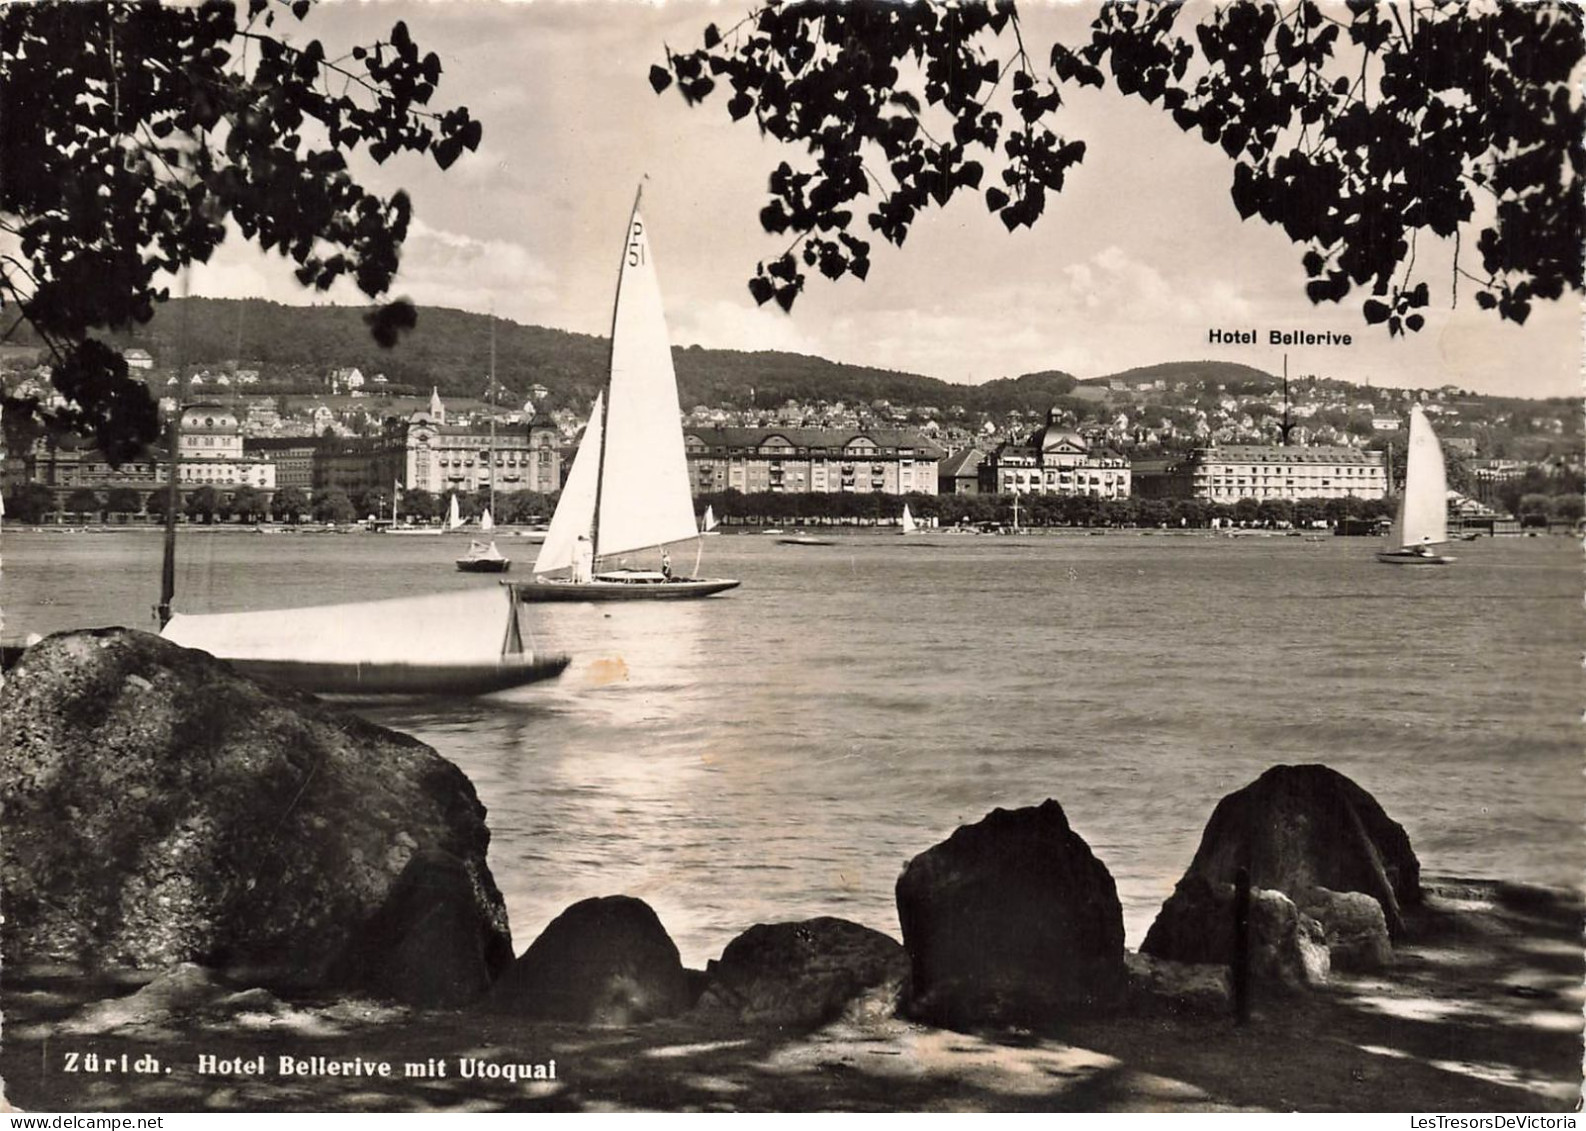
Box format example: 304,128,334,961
669,298,824,357
389,219,562,320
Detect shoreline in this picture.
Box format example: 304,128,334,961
3,876,1580,1114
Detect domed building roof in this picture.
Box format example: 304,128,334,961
1028,407,1086,453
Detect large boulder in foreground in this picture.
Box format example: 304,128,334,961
484,896,693,1025
1163,764,1420,938
0,630,512,1000
694,917,908,1029
895,800,1126,1028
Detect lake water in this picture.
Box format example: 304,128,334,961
3,527,1579,967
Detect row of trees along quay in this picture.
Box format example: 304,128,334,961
1,2,1580,472
9,476,1583,531
1,483,560,527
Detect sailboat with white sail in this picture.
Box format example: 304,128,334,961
899,503,919,535
516,188,739,602
700,505,719,535
1376,405,1453,565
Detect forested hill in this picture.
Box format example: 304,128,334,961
24,296,1285,413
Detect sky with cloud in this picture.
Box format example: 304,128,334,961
177,1,1580,399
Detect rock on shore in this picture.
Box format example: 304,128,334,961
1157,764,1420,937
895,799,1126,1028
485,895,694,1025
0,629,512,1002
694,916,908,1029
1142,764,1412,979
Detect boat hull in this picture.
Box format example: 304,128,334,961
514,576,741,602
1375,549,1454,565
456,559,511,573
225,654,569,695
778,537,834,546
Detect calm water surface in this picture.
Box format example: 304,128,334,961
4,527,1579,966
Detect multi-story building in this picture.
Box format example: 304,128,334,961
314,436,405,503
403,391,562,496
176,403,276,491
683,427,943,495
19,438,168,511
245,437,317,495
979,410,1132,499
1181,445,1386,501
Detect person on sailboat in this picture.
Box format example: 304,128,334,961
573,534,594,583
660,547,672,580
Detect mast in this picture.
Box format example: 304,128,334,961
488,316,497,519
157,409,180,627
157,277,190,628
590,181,646,560
1277,355,1295,446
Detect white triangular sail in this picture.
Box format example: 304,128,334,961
701,505,717,533
1393,406,1448,549
480,508,495,533
900,503,918,535
534,392,604,574
447,493,463,530
594,205,699,558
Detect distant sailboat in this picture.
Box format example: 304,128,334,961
516,188,739,602
899,503,919,536
446,493,463,531
1377,405,1453,565
700,505,720,535
456,538,510,573
480,508,495,533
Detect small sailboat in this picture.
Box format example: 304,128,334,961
700,505,720,536
446,493,464,532
899,503,919,536
456,538,510,573
480,508,495,533
1377,405,1454,566
516,188,739,602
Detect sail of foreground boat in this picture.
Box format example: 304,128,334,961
516,188,739,602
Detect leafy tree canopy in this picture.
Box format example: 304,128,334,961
657,0,1583,333
1,0,480,463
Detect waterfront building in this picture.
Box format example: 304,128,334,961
176,403,275,492
937,449,984,495
979,409,1132,499
1180,445,1386,501
683,426,943,495
403,393,561,496
314,436,405,503
16,437,168,513
245,438,317,495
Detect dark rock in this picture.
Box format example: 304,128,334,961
330,848,505,1007
1141,875,1330,988
1161,764,1420,938
485,896,691,1025
895,799,1126,1028
1123,952,1232,1014
694,917,907,1029
0,630,511,993
1300,887,1393,972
